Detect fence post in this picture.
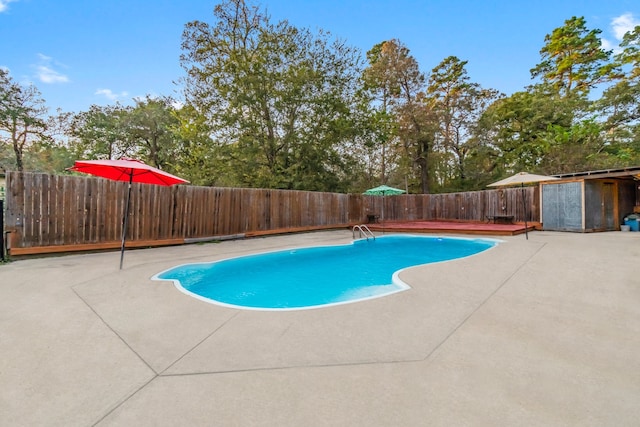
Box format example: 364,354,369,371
1,199,4,261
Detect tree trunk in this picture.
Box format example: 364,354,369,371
417,137,431,194
13,144,24,172
11,124,24,172
381,142,386,184
416,155,429,194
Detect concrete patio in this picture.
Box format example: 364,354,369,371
1,230,639,426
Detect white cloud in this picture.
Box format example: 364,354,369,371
611,13,639,41
0,0,17,13
601,38,615,52
600,13,639,55
34,53,69,84
37,65,69,83
95,88,129,101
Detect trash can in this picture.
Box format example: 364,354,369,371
624,213,640,231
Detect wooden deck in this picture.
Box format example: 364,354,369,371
366,220,537,236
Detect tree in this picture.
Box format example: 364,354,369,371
362,42,401,185
68,104,131,160
0,69,49,171
170,104,224,186
363,40,433,193
594,24,640,166
126,96,181,171
22,139,75,173
530,16,620,98
496,16,624,175
616,24,640,81
427,56,500,189
68,97,183,174
24,112,76,173
180,0,365,191
388,41,433,194
478,85,572,173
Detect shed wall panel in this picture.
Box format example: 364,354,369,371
542,182,583,231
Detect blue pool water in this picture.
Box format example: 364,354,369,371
152,235,498,310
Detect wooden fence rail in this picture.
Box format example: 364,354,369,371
3,172,538,254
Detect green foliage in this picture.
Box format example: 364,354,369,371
22,139,75,173
3,6,640,192
427,56,500,190
541,119,606,173
126,96,182,171
362,40,404,186
362,39,432,193
67,97,184,174
616,25,640,81
0,141,14,171
169,104,224,186
596,80,640,150
479,86,567,171
476,16,638,178
530,16,620,97
68,104,131,160
0,69,49,171
180,0,366,191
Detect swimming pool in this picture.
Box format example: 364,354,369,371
152,235,499,310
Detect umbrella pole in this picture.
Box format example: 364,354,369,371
120,174,133,269
381,194,385,234
521,183,528,240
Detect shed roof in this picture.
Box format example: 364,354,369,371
553,166,640,180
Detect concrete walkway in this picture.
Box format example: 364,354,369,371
1,230,639,426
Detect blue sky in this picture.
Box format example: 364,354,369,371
1,0,638,114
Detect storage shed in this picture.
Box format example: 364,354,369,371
541,167,640,232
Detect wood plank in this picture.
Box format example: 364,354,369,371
8,238,186,256
96,179,106,242
106,180,116,241
173,187,186,238
245,223,351,237
79,177,87,243
61,175,72,245
90,178,99,242
5,173,25,247
156,186,167,239
145,183,155,237
23,173,35,247
152,185,160,239
39,174,50,246
129,183,139,241
52,175,63,245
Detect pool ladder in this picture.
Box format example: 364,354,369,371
352,224,375,240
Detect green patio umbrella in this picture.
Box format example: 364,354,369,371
363,184,406,197
363,185,406,230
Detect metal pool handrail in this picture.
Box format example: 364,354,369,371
352,224,375,240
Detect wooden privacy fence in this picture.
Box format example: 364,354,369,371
3,172,538,255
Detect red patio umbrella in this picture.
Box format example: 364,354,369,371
68,158,189,269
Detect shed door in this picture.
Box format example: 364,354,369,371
603,182,616,230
